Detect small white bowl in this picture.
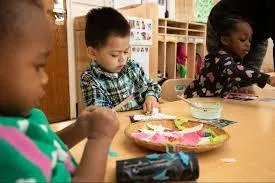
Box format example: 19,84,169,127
191,102,223,120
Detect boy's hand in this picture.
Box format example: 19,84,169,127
268,76,275,87
143,96,158,114
76,106,119,141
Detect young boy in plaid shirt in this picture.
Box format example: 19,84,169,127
81,7,161,113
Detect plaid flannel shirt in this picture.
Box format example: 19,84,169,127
80,59,161,112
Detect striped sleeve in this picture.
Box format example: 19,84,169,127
0,126,51,183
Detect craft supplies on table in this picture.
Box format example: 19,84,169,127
224,92,258,101
116,151,199,183
125,118,229,153
190,102,223,120
113,86,148,111
130,107,176,122
177,95,223,120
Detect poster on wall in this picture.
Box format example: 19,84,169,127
195,0,215,23
128,17,153,46
131,46,150,75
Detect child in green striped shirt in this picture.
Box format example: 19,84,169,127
0,0,119,182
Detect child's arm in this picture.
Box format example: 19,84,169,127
80,73,112,107
218,54,270,88
237,85,256,94
71,106,119,182
72,138,111,182
131,61,161,113
56,122,86,149
267,75,275,87
56,104,119,150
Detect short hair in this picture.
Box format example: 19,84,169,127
85,7,130,48
0,0,44,47
216,15,251,37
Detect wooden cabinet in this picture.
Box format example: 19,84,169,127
40,0,71,123
158,18,206,80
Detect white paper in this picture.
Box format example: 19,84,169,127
131,46,150,75
128,17,152,75
133,113,176,121
178,124,204,134
221,158,237,163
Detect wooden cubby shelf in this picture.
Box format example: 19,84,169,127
158,18,207,80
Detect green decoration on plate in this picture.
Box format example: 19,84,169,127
175,117,188,130
210,135,225,144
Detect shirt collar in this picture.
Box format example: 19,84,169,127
89,59,130,79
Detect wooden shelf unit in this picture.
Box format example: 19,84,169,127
158,18,206,80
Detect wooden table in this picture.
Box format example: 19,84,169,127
51,86,275,182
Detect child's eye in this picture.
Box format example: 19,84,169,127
239,37,248,42
111,55,119,58
35,64,45,71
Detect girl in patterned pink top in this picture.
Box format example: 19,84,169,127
184,16,275,98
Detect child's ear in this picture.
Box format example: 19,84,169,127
221,36,230,46
87,47,96,60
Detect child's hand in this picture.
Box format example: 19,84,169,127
268,76,275,87
238,86,255,95
143,96,158,114
76,106,119,141
73,106,119,182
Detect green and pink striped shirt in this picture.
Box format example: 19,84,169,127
0,108,77,182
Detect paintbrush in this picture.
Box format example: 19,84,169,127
113,86,148,111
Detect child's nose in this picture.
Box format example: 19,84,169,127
119,53,127,63
41,72,49,85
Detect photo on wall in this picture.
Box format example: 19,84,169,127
130,46,150,75
127,17,152,45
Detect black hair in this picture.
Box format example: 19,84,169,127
216,15,251,38
0,0,44,47
85,7,130,48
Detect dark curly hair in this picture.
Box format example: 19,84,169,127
215,14,251,38
85,7,130,48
